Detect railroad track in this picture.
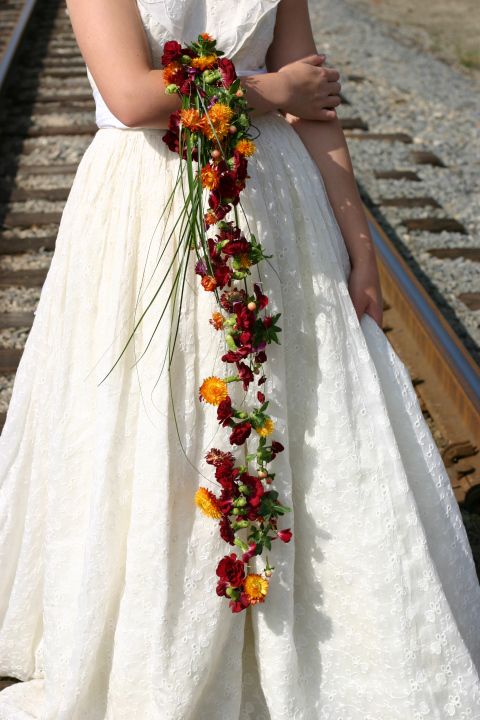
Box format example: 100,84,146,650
1,0,479,530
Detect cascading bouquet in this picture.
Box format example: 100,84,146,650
102,33,293,613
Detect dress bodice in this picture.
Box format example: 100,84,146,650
85,0,281,130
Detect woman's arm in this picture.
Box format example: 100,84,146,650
264,0,383,325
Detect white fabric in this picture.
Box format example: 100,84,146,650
1,1,480,718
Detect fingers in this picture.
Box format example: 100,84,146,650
315,108,337,121
301,53,326,66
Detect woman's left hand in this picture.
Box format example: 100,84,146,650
347,262,384,329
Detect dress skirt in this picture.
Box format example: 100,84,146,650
0,109,479,719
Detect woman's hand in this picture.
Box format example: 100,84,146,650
277,54,341,121
347,261,384,329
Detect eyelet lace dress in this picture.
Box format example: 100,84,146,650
0,1,479,718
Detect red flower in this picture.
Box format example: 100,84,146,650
221,347,251,363
216,553,245,587
255,350,267,364
219,516,235,545
277,528,292,543
237,361,254,391
254,283,269,310
232,150,248,182
161,40,183,66
214,262,233,288
229,592,251,613
233,302,255,331
241,542,258,562
205,448,235,467
257,391,265,403
217,57,237,87
229,421,252,446
240,473,264,509
221,238,251,256
217,396,234,426
271,440,284,454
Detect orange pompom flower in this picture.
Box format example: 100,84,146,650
235,139,256,157
209,311,225,330
180,108,203,131
201,274,217,292
195,487,223,519
243,574,269,604
191,54,218,71
255,417,275,437
199,376,228,405
200,103,234,140
204,210,218,227
200,32,213,41
200,163,220,190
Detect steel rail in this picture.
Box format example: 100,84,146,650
0,0,39,95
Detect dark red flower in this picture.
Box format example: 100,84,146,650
221,238,251,256
220,288,247,313
232,150,248,182
257,391,265,403
271,440,284,454
161,40,183,66
217,57,237,87
219,516,235,545
221,347,251,363
217,396,234,426
233,302,255,331
229,421,252,446
253,283,269,310
205,448,235,467
216,553,245,587
255,351,267,364
214,263,233,288
217,171,238,200
237,361,254,391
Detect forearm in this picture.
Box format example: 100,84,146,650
285,113,378,269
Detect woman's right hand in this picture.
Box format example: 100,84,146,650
277,53,341,121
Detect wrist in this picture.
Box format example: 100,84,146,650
239,72,289,115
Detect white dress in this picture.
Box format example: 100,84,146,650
0,1,479,718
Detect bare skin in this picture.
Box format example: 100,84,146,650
65,0,382,327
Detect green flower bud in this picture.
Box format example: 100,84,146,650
165,84,179,94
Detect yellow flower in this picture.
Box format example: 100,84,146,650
200,103,234,140
199,376,228,405
255,417,275,437
195,487,223,519
244,574,269,604
191,54,218,70
235,139,256,157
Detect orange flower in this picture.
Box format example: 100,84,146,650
162,61,184,86
201,274,217,292
209,311,225,330
235,139,256,157
199,376,228,405
180,108,202,131
204,210,218,227
191,54,218,71
200,103,234,140
195,487,223,519
243,574,269,604
200,163,220,190
200,32,213,41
